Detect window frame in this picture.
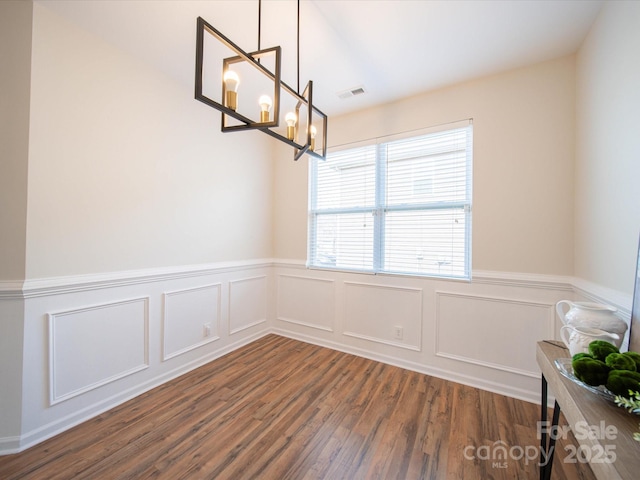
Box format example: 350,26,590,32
308,121,473,280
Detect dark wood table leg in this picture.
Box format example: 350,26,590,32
540,374,547,480
540,374,561,480
543,400,561,480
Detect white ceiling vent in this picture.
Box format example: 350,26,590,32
337,85,366,100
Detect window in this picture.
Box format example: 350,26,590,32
308,121,473,279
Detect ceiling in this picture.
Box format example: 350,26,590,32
37,0,604,117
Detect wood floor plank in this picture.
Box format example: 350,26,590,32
0,334,596,479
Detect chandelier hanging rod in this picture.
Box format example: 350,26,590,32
297,0,300,94
257,0,300,94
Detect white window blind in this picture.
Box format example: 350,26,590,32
308,121,473,279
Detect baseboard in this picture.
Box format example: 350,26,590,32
270,328,540,404
0,436,22,456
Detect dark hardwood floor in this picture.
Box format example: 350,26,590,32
0,334,594,479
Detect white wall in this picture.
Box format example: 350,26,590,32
26,3,274,279
575,0,640,296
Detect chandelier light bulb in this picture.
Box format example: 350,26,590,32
310,125,317,151
223,70,239,111
259,95,272,122
285,112,297,140
223,70,239,91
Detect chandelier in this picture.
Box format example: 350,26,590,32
194,0,327,160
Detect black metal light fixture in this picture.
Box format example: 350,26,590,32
195,0,327,161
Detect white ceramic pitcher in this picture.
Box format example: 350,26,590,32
556,300,627,347
560,325,621,356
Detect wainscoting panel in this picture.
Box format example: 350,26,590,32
229,276,268,335
8,258,611,455
48,297,149,405
276,274,335,331
343,281,422,350
163,284,221,361
435,291,555,377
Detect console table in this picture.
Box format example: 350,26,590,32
537,340,640,479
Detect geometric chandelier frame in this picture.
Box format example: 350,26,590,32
194,15,327,160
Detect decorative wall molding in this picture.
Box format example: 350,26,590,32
436,352,541,379
341,331,421,352
572,277,633,319
343,281,422,351
1,259,628,307
272,259,307,269
276,274,335,332
162,284,221,361
471,270,574,291
434,291,555,378
48,297,149,405
0,280,24,299
16,258,275,298
229,276,268,335
277,262,575,290
277,317,333,332
2,258,637,456
274,262,630,311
